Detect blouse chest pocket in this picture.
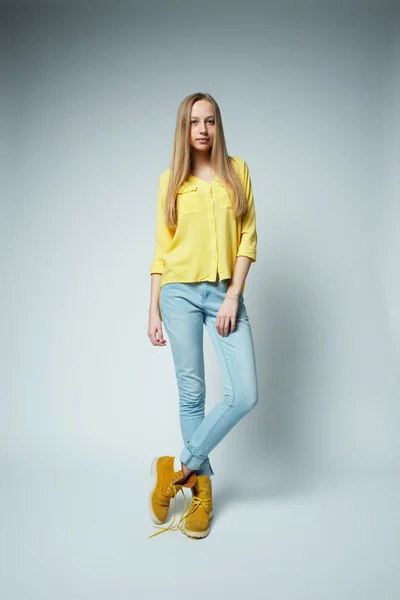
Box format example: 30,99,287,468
177,184,202,214
220,191,233,210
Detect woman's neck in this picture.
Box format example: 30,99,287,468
190,150,212,171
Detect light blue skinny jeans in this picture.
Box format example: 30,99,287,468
159,274,258,477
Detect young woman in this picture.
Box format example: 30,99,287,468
147,93,259,540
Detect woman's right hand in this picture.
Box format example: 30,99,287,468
147,312,167,346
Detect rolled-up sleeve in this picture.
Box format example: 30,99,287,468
236,160,257,262
150,173,174,275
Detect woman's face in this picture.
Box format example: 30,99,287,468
188,100,215,152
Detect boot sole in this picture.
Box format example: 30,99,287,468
148,457,167,525
182,509,214,539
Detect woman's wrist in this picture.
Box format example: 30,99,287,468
226,289,240,300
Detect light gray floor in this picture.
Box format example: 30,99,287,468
1,458,399,600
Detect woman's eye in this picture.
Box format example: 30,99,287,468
191,120,215,124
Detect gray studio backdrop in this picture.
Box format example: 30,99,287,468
1,1,399,599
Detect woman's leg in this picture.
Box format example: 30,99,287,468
178,278,259,471
160,282,215,477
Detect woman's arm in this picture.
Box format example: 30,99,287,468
226,160,257,299
236,160,257,263
148,172,172,346
149,172,174,276
149,273,162,317
226,256,252,299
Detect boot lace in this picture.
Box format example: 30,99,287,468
148,481,188,539
176,495,211,534
148,485,211,539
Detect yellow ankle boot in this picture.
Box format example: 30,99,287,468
148,456,197,539
179,475,213,539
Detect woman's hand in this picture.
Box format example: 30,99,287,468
147,312,167,346
216,295,239,336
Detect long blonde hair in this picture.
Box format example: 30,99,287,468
163,92,248,230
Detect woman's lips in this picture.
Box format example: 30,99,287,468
198,139,209,143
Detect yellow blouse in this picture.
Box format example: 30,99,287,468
150,156,257,300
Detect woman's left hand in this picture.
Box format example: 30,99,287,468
216,295,239,336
